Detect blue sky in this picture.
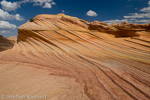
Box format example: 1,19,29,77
0,0,150,37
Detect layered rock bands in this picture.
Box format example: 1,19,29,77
0,14,150,100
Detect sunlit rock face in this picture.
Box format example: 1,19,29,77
89,21,150,37
0,14,150,100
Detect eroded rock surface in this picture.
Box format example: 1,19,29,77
89,21,150,37
0,35,16,52
0,14,150,100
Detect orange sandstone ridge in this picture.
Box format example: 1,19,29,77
0,14,150,100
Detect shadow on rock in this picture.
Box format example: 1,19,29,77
0,35,16,52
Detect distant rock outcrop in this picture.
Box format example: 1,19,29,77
89,21,150,37
7,36,17,41
0,35,16,52
111,23,117,26
89,21,111,32
121,22,128,26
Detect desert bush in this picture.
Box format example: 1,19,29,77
30,18,34,22
85,19,89,22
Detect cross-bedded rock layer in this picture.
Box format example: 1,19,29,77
0,14,150,100
0,35,16,52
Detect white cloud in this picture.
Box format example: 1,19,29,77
1,0,56,10
20,0,53,6
148,1,150,5
31,0,53,6
128,19,135,20
0,9,12,20
86,10,98,16
140,1,150,12
15,14,25,21
0,9,24,21
0,21,17,30
20,0,56,8
43,2,52,8
124,13,150,18
140,7,150,12
19,0,30,4
124,1,150,19
0,30,11,34
104,18,150,25
125,5,132,7
102,1,150,24
104,19,128,25
134,19,150,23
62,10,64,13
0,0,21,11
51,2,56,5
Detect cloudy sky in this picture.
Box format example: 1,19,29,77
0,0,150,37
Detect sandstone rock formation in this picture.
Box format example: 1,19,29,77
89,21,150,38
0,35,16,52
0,14,150,100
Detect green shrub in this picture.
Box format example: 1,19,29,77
85,19,89,22
30,18,34,22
